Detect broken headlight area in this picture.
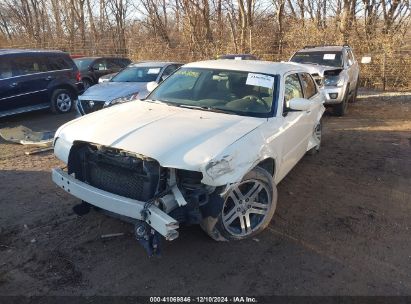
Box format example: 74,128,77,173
311,73,323,87
324,69,344,87
68,143,161,202
205,158,233,180
169,169,218,224
66,142,225,255
104,92,139,108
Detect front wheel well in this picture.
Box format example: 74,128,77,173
50,85,77,99
256,158,276,177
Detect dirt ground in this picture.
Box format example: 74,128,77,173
0,91,410,296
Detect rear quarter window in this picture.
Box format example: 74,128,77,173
12,55,48,76
47,55,72,71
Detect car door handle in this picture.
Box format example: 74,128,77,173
45,76,54,81
10,82,18,87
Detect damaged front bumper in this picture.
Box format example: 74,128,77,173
51,168,179,241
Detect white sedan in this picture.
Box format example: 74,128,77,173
52,60,325,249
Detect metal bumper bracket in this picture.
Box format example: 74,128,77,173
52,168,179,240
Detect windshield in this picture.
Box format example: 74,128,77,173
74,58,94,70
111,66,161,82
148,68,277,117
290,51,343,67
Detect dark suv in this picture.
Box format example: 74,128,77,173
0,49,84,118
73,57,131,89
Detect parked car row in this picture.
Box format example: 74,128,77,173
0,46,360,119
73,46,359,119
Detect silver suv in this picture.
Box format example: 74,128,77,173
290,45,359,116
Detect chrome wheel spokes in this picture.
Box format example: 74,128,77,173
222,179,271,237
56,93,72,112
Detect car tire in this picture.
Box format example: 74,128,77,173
211,167,277,241
349,79,359,103
307,120,322,155
334,86,349,116
50,89,74,114
82,78,92,90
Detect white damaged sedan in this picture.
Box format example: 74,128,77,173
52,60,325,252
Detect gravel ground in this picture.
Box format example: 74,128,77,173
0,91,410,296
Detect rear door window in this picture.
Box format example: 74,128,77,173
13,56,48,76
107,59,124,71
299,73,317,99
92,59,108,71
117,58,131,67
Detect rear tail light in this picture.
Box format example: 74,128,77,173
76,71,81,82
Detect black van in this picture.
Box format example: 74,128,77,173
0,49,84,118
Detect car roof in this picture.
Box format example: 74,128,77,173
219,54,256,57
73,56,101,60
0,48,65,55
128,61,181,67
183,60,309,75
72,56,129,60
297,46,348,52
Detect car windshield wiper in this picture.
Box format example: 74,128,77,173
179,104,239,115
179,104,207,110
144,99,182,107
301,62,319,65
209,107,242,115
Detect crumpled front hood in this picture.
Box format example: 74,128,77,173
56,101,265,170
299,63,343,77
79,82,149,102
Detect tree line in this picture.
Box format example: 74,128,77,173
0,0,410,59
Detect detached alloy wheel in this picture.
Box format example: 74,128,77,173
51,89,73,114
214,167,277,241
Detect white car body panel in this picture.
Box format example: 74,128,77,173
55,70,324,188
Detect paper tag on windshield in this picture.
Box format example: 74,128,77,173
246,73,274,89
234,57,242,60
323,54,336,60
147,68,161,74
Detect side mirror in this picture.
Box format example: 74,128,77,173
361,56,372,64
288,98,311,111
147,81,159,92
